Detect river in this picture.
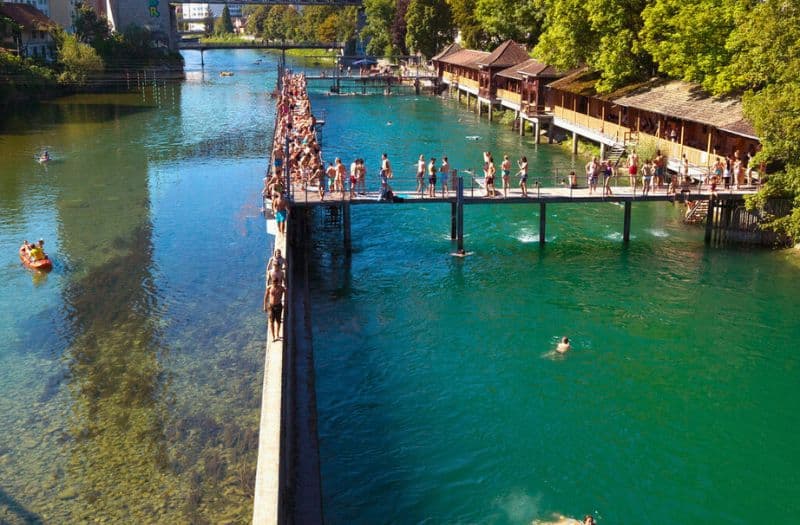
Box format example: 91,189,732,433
1,49,799,524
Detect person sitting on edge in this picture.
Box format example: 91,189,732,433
556,336,571,353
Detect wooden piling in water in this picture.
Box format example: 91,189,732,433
539,202,546,244
623,201,632,243
343,202,351,253
456,177,464,252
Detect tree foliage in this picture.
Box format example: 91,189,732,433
362,0,396,55
214,5,234,35
391,0,410,55
57,32,104,84
405,0,453,58
446,0,487,49
474,0,543,47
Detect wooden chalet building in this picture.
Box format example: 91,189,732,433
546,68,760,173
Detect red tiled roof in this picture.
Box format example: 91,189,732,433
497,58,562,80
475,40,529,69
437,49,490,69
431,42,461,62
0,3,56,31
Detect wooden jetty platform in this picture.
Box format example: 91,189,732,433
287,179,759,250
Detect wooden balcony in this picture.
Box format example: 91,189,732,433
553,105,719,170
497,88,521,107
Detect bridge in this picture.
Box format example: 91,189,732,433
172,0,362,4
178,40,345,66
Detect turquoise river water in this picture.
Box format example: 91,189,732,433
2,50,800,524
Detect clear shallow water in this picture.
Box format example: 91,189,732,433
307,95,800,523
0,50,276,523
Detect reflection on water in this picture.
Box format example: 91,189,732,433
0,50,273,523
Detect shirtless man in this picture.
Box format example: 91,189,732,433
585,157,599,195
264,281,285,342
381,153,393,180
416,154,426,197
272,192,289,235
556,336,571,354
325,162,336,197
334,158,346,196
628,148,639,191
428,157,437,197
350,158,358,197
440,157,450,196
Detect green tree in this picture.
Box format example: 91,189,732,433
362,0,396,56
534,0,652,93
202,7,214,36
262,6,300,41
244,6,269,37
317,15,340,43
405,0,454,58
214,5,234,35
298,6,336,41
474,0,543,47
639,0,754,92
57,32,104,85
446,0,487,49
729,0,800,240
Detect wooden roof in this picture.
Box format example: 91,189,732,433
436,48,490,69
613,81,756,138
431,43,461,62
475,40,529,69
497,58,562,80
547,67,757,138
0,3,56,31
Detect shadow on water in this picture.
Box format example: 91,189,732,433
0,487,43,525
0,103,153,136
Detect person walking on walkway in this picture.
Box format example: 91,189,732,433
264,281,285,342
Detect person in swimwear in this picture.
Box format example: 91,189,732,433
556,336,571,353
272,193,289,235
517,156,528,197
264,281,285,342
501,155,511,197
428,157,437,198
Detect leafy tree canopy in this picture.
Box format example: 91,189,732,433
405,0,454,58
214,5,234,35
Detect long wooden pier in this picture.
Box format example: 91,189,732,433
288,180,759,250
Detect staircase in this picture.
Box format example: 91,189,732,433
684,200,709,224
606,144,627,169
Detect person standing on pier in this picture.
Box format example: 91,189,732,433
485,153,497,197
585,156,599,195
602,160,614,196
350,158,358,198
501,155,511,197
264,281,285,342
654,150,666,190
428,157,437,197
334,158,346,197
517,156,529,197
381,153,393,180
641,159,653,196
416,154,426,197
440,156,450,196
273,192,289,235
628,148,639,191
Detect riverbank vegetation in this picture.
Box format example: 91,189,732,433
243,5,359,46
357,0,800,241
1,2,182,105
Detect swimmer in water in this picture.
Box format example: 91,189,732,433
556,336,571,353
386,121,392,126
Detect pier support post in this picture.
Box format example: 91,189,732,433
548,122,554,144
343,202,352,254
623,201,632,243
519,113,524,136
488,103,493,122
450,201,457,239
600,143,606,160
534,121,540,144
539,203,546,244
572,132,578,154
477,99,482,117
705,197,715,244
456,177,465,252
200,49,204,68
